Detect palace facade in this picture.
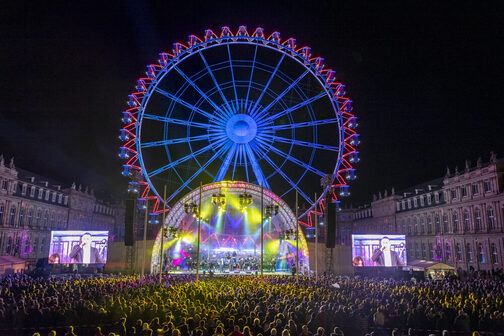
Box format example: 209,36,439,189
0,155,124,265
351,153,504,272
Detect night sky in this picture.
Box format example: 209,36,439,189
1,1,502,205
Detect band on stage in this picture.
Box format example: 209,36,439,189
161,250,296,273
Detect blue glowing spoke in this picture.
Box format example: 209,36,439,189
147,140,225,177
215,143,237,181
267,143,325,177
244,143,270,189
173,65,224,114
153,87,218,122
166,143,230,203
262,135,339,152
231,144,240,180
263,118,339,131
241,145,250,182
250,53,286,114
198,51,234,117
227,44,239,106
141,134,209,148
263,92,326,123
142,114,210,129
254,144,313,204
245,45,258,104
254,69,309,120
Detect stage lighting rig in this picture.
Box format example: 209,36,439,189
184,202,199,218
211,193,226,210
239,193,253,210
264,204,279,218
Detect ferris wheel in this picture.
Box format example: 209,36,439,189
119,26,359,220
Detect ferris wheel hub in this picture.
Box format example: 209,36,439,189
226,114,257,144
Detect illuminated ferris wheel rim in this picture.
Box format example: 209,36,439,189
120,26,359,222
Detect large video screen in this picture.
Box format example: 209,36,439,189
352,234,406,267
48,231,109,264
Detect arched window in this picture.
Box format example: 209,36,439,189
453,212,459,233
445,243,451,261
466,243,473,262
5,237,12,254
474,208,482,231
456,243,462,261
443,214,449,233
487,208,496,231
478,243,485,263
9,206,16,226
463,210,470,232
18,208,24,227
490,243,498,264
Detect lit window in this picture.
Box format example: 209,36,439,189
478,243,485,263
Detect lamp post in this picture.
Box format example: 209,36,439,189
264,202,279,275
295,190,299,281
197,182,202,281
184,187,201,280
159,184,167,285
314,192,318,281
141,198,149,277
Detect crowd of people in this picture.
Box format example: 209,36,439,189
0,272,503,336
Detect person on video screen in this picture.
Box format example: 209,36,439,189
371,237,403,266
69,233,104,264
